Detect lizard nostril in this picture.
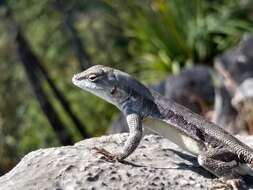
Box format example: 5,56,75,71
75,75,86,81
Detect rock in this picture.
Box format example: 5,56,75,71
0,134,253,190
164,65,214,115
214,35,253,135
215,35,253,85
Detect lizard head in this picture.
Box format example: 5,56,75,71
72,65,131,108
72,65,154,112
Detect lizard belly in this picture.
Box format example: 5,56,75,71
144,118,205,156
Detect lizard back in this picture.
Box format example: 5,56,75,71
148,88,253,164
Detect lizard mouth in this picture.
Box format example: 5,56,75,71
72,75,81,86
72,74,88,89
73,74,86,81
76,76,86,81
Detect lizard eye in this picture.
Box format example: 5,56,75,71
88,74,97,81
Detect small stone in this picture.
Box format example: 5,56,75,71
126,172,131,177
150,182,157,186
110,171,117,174
110,176,117,181
86,174,99,182
195,183,204,188
180,179,189,186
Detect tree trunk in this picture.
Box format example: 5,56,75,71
15,30,74,145
54,0,92,70
1,5,75,145
35,56,90,138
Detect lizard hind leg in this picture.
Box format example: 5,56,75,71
198,148,248,190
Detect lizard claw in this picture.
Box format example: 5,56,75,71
211,178,247,190
226,179,247,190
93,147,120,162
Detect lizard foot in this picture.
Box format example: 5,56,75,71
211,178,247,190
93,147,120,162
226,179,248,190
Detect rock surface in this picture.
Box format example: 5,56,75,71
214,35,253,135
0,134,253,190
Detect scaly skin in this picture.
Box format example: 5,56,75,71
72,65,253,189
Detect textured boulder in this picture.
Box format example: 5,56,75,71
214,35,253,134
0,134,253,190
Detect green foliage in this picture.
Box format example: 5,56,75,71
105,0,253,78
0,29,26,173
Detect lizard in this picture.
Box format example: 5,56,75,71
72,65,253,189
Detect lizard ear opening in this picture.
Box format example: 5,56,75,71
108,72,116,81
110,86,117,95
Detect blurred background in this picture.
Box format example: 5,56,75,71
0,0,253,176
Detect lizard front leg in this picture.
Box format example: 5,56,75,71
95,113,142,161
198,148,248,190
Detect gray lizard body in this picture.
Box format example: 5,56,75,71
72,65,253,189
